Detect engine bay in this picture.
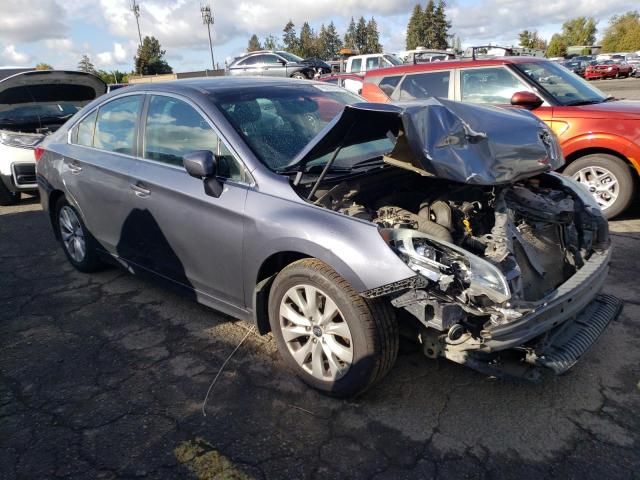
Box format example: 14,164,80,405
307,167,609,326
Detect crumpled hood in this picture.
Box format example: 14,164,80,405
289,98,563,185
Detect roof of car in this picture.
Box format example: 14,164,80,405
363,56,547,78
123,76,319,96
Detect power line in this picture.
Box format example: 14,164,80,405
201,4,215,71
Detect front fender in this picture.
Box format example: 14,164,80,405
242,189,416,308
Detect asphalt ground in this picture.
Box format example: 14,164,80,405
2,81,640,479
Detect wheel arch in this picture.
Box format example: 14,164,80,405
562,146,639,178
252,251,311,334
48,189,66,240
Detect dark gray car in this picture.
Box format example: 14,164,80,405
36,77,621,397
227,50,316,79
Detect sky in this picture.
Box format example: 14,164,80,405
0,0,637,73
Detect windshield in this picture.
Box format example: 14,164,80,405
216,84,393,172
277,51,304,63
513,61,608,106
383,54,403,66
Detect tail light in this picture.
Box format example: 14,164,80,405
34,146,45,161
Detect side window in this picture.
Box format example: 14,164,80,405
144,95,243,181
238,56,257,66
75,110,98,146
263,55,281,64
378,75,402,96
94,95,141,155
398,71,450,100
366,57,380,70
460,67,528,104
350,58,362,73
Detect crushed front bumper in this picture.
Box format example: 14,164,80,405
442,249,622,379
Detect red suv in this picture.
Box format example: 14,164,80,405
361,57,640,218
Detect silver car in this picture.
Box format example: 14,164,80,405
227,50,318,79
37,77,621,397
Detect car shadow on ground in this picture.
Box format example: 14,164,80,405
1,208,639,479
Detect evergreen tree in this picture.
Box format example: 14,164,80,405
344,17,357,50
422,0,437,48
320,21,343,59
134,36,172,75
355,16,368,53
364,17,382,54
77,54,96,74
247,34,262,52
406,5,424,49
283,20,299,54
299,22,319,58
433,0,451,49
263,34,279,50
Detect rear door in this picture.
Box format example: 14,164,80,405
64,93,143,253
126,93,250,307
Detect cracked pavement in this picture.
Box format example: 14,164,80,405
1,197,639,479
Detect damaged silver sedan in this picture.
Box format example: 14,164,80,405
37,78,621,397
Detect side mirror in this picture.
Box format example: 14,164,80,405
510,91,543,110
278,59,287,65
183,150,223,198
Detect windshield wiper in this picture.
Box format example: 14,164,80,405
348,157,386,170
563,97,611,106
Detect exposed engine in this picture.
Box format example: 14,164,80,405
312,169,609,327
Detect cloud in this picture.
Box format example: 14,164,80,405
0,0,68,42
96,43,130,68
1,45,32,65
45,38,74,51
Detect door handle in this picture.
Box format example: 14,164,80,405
131,183,151,198
68,162,82,174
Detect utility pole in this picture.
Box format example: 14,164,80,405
201,4,215,71
131,0,143,46
131,0,143,74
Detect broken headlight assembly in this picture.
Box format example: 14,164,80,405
379,228,511,304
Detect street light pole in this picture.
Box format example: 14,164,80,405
131,0,143,46
201,5,215,71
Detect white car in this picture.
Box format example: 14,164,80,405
0,70,106,205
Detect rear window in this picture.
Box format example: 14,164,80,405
93,95,142,155
350,59,362,73
378,76,402,96
399,71,450,100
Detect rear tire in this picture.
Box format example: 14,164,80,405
563,154,635,219
268,258,398,397
55,197,104,272
0,181,20,206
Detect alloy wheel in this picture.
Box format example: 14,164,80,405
59,206,86,263
572,166,619,211
279,284,353,381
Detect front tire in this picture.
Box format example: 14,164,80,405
55,197,103,272
0,181,20,206
563,154,635,219
291,72,306,80
268,259,398,397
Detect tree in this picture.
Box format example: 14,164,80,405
422,0,437,49
96,70,126,84
263,34,279,50
77,54,96,74
134,36,172,75
354,16,368,53
35,63,53,70
344,17,357,50
546,33,567,57
299,22,319,58
247,34,262,52
406,5,424,49
561,17,597,45
601,11,640,52
319,21,343,59
433,0,451,49
519,30,547,50
283,20,299,54
364,18,382,54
